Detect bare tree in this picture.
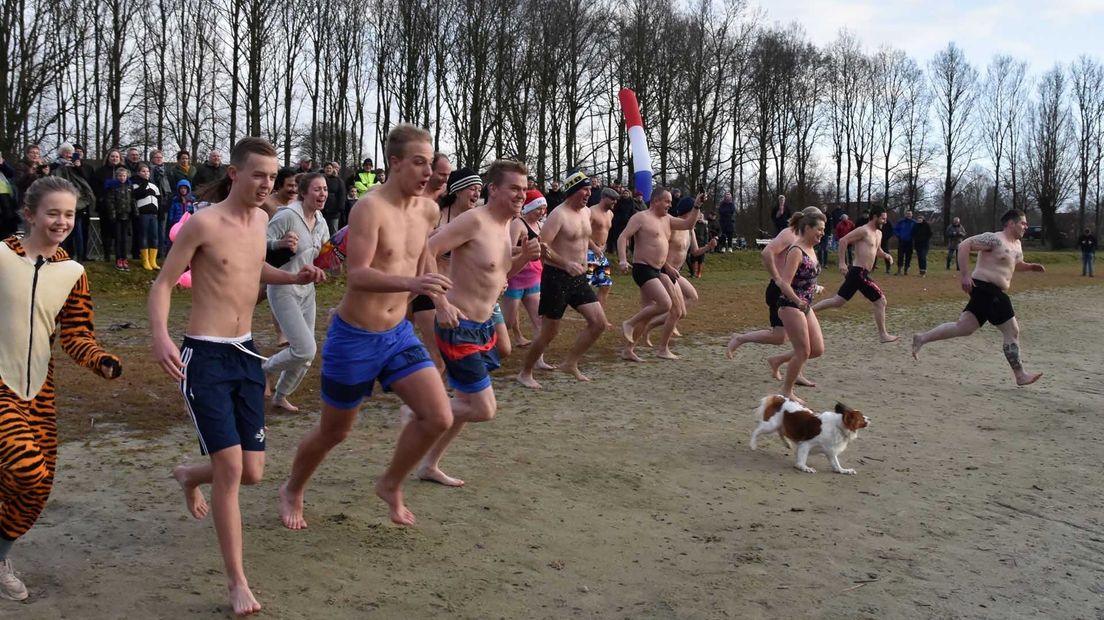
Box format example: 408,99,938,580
929,43,978,228
873,48,912,209
1025,65,1075,248
980,55,1027,227
898,61,934,211
1071,56,1104,232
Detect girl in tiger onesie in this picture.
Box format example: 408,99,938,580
0,176,122,601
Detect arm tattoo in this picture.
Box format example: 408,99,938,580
1003,342,1023,372
974,233,1001,250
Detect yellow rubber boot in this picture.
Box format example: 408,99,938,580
149,248,161,270
140,248,154,271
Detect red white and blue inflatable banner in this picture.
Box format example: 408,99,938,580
618,88,653,203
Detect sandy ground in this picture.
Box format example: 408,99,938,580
10,285,1104,619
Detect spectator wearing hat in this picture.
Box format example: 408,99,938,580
517,169,608,390
297,157,315,174
348,158,378,194
504,189,547,347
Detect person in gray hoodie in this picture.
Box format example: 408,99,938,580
263,172,331,411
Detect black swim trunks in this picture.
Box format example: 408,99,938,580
836,266,884,302
411,294,435,313
964,279,1015,326
632,263,662,287
539,264,598,320
765,280,783,327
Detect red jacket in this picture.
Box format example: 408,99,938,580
835,219,855,240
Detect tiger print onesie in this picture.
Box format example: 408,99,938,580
0,237,121,542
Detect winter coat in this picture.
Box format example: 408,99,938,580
104,181,135,220
168,179,195,228
132,178,161,216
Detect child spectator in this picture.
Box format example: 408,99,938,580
166,179,195,247
105,167,135,270
132,163,162,270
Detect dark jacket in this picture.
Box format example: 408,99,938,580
323,174,346,219
192,162,228,189
1081,234,1098,254
545,189,565,212
14,158,45,194
718,200,736,228
150,164,173,214
51,163,96,214
880,222,894,249
772,206,790,234
167,163,193,189
104,181,135,220
912,222,933,247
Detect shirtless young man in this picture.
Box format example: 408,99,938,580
279,125,455,530
725,207,821,385
149,138,326,617
419,160,541,486
616,188,700,361
912,209,1044,385
516,171,609,389
587,187,618,313
639,196,717,357
812,205,899,343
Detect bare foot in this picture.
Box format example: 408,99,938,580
782,393,807,406
534,356,554,371
229,583,262,617
911,334,923,360
725,334,743,359
515,336,532,347
643,333,654,347
621,320,635,345
621,347,644,362
375,480,415,526
767,357,784,380
172,465,208,519
559,364,590,382
673,328,683,338
517,371,543,390
880,333,900,343
605,322,615,331
1016,371,1043,386
271,395,299,412
655,348,680,360
795,375,816,388
279,481,307,530
417,465,465,487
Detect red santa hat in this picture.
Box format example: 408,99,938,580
522,189,547,215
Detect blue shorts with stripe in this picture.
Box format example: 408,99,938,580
179,336,267,455
320,315,435,409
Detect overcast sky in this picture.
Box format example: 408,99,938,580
757,0,1104,73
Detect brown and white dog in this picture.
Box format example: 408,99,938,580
749,395,870,474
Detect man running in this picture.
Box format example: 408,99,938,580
812,205,899,343
640,195,716,358
279,125,455,531
616,188,700,361
588,187,618,314
912,209,1044,385
516,171,608,389
419,160,540,486
150,137,326,616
